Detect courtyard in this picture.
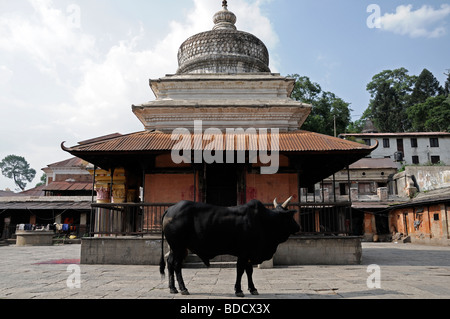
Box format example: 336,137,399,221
0,242,449,299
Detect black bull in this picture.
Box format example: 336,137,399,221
159,197,300,297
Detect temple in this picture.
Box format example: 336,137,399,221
62,3,376,240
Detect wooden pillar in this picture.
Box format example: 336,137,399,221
141,167,146,203
109,168,115,202
193,165,197,203
332,173,336,202
347,165,351,202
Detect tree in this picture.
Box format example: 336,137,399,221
0,155,36,191
346,119,365,134
407,96,450,132
423,97,450,132
289,74,352,136
366,68,416,132
444,71,450,97
407,69,449,132
35,173,47,187
410,68,442,105
290,74,322,104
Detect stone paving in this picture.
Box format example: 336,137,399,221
0,242,450,299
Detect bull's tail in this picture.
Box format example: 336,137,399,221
159,210,168,280
159,230,166,279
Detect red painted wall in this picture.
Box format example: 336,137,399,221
246,173,298,204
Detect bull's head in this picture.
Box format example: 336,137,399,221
272,196,300,236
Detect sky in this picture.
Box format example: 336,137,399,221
0,0,449,192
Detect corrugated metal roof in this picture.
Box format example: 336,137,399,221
341,132,450,138
65,130,374,153
43,182,93,192
0,201,91,210
46,157,87,168
350,158,398,170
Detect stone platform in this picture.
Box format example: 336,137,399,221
80,236,362,266
15,231,54,246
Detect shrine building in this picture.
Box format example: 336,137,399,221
62,2,376,243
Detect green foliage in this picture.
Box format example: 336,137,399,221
289,68,449,136
444,71,450,97
35,173,47,187
365,68,416,132
289,74,352,136
410,69,443,105
0,155,36,191
290,75,322,104
346,119,365,134
365,68,449,133
407,96,450,132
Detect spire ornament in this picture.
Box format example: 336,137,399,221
213,0,236,30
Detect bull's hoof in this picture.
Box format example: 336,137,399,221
250,289,259,296
235,291,245,298
170,288,179,294
181,289,190,296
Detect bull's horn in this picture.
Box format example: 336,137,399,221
273,198,278,208
281,196,293,209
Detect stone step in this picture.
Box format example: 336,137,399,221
183,261,237,269
0,239,9,246
183,254,237,268
185,254,237,263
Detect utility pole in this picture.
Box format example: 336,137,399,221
334,115,337,137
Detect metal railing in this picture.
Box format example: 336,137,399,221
290,203,353,235
90,203,173,237
89,202,353,237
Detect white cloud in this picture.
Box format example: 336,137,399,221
55,0,280,135
0,0,278,191
0,0,97,84
0,65,13,87
379,4,450,38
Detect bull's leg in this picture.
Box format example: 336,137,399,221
167,252,178,294
174,250,189,296
234,258,246,297
245,262,259,295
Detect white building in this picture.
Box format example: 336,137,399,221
340,132,450,166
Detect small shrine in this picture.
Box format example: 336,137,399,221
63,1,375,241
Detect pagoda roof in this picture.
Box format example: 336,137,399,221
62,130,375,154
62,130,377,187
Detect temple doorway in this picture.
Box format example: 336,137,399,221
205,164,238,207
